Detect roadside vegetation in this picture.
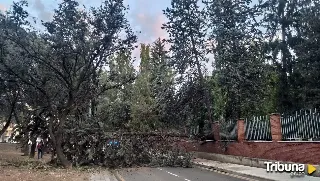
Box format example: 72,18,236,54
0,143,88,181
0,0,319,173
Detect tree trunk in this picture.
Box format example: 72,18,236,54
196,63,213,124
48,116,57,162
47,92,74,168
55,111,70,168
49,111,72,169
20,132,30,156
190,35,213,124
0,119,12,138
51,148,56,160
13,109,20,124
279,7,291,112
21,142,29,156
0,92,18,136
91,99,96,117
16,111,29,156
55,134,72,168
29,137,37,158
0,102,16,136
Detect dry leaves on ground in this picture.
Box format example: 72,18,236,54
0,143,89,181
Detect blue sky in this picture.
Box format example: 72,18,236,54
0,0,170,41
0,0,264,73
0,0,172,68
0,0,171,41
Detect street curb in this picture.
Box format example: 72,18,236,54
193,162,274,181
112,170,125,181
193,152,320,177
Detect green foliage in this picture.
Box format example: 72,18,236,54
149,39,176,127
259,0,319,112
130,40,176,131
130,44,157,131
205,0,268,119
63,118,192,168
210,74,227,121
1,0,320,169
163,0,214,135
288,2,320,110
263,66,280,113
163,0,207,75
1,0,137,167
97,51,135,130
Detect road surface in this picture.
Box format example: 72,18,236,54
118,167,253,181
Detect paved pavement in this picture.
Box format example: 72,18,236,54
90,170,117,181
90,159,320,181
194,158,320,181
117,167,250,181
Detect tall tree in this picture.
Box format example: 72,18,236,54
149,38,175,128
163,0,213,135
130,44,157,131
259,0,316,112
205,0,267,119
97,50,135,130
287,1,320,110
1,0,136,168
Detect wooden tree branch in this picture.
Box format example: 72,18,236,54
114,131,189,138
98,76,136,95
0,93,18,136
5,34,71,88
13,108,20,125
1,62,48,98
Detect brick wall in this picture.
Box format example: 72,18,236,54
187,141,320,165
177,113,320,165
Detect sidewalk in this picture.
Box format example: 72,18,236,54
193,158,320,181
90,170,118,181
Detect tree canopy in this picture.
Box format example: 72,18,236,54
1,0,320,168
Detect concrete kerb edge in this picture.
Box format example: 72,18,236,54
193,152,320,177
193,162,274,181
111,170,125,181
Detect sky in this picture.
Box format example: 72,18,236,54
0,0,173,69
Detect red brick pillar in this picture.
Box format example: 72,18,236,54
237,119,245,142
212,121,220,141
270,113,282,141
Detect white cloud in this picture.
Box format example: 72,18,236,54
0,4,7,12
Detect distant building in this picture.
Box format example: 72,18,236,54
0,123,17,143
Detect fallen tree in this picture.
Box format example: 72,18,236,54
1,0,137,168
62,119,193,168
1,0,195,169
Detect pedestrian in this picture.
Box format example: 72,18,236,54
37,140,44,159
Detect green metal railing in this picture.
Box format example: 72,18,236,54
245,115,272,141
281,109,320,140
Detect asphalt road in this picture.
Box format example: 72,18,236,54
118,167,250,181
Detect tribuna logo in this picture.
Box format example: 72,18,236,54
264,162,305,176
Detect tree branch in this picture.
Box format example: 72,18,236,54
97,76,135,95
0,92,18,136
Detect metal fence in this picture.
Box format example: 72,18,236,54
245,115,272,141
281,109,320,141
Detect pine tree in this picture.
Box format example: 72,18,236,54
205,0,267,119
150,38,175,128
288,2,320,109
259,0,316,112
97,50,135,130
130,44,158,131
